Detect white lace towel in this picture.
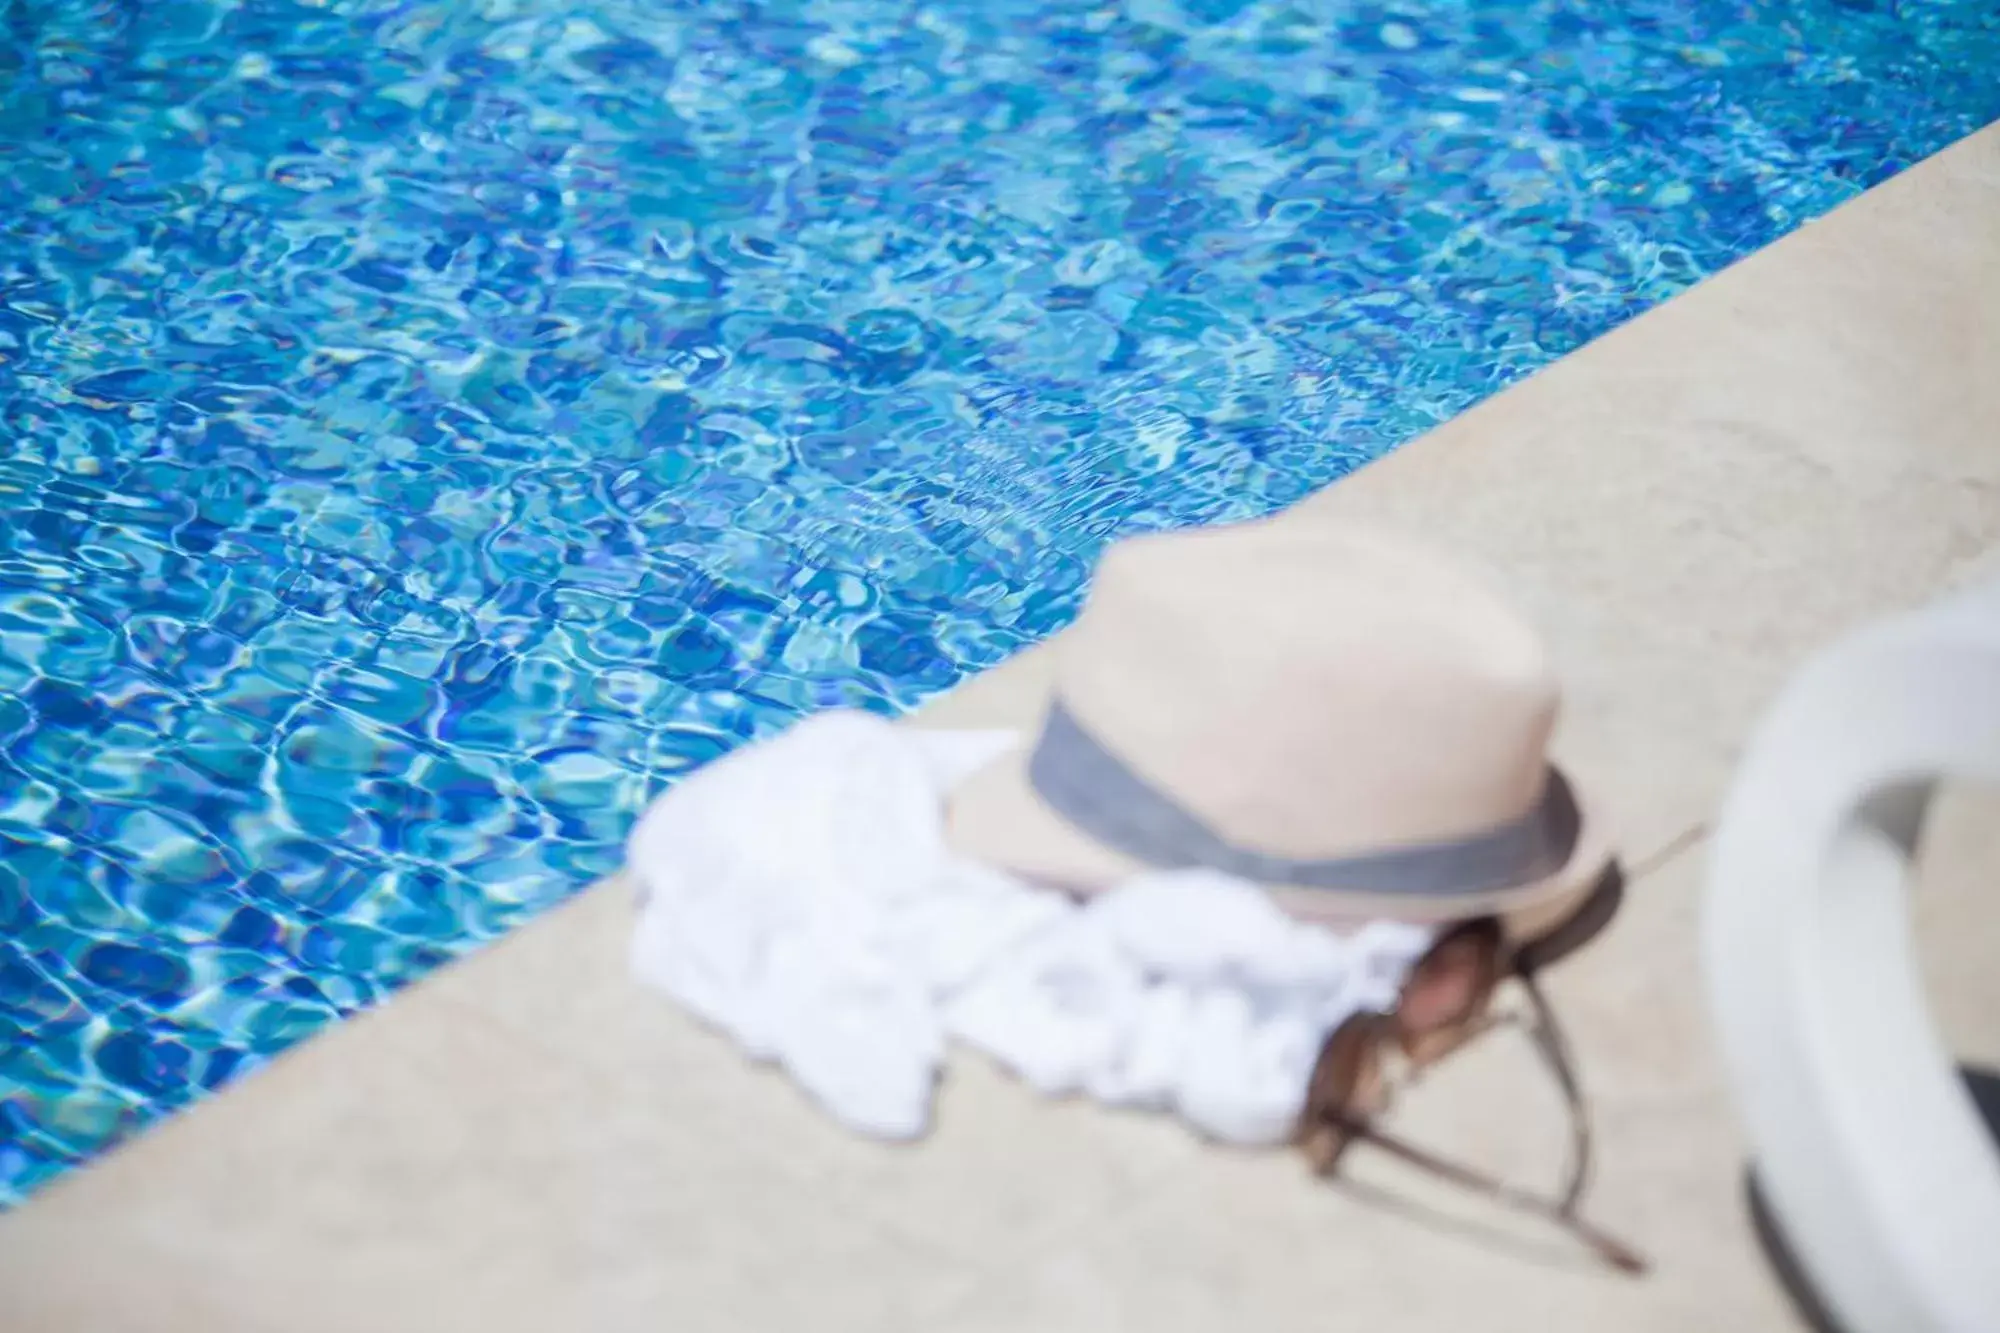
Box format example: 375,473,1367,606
627,710,1432,1144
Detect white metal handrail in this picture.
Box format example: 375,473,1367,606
1705,575,2000,1333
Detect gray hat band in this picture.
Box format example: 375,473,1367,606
1027,701,1579,897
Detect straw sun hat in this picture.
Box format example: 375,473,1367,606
945,516,1614,943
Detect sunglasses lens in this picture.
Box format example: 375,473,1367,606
1401,926,1501,1036
1300,1014,1390,1172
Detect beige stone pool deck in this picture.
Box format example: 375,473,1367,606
3,126,1997,1332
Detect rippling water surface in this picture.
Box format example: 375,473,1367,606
2,0,1997,1202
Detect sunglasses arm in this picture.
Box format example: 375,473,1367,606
1329,1112,1649,1276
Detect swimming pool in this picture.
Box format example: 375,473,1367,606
2,0,1995,1205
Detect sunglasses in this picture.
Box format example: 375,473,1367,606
1295,901,1649,1275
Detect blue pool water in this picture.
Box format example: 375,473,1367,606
2,0,1997,1204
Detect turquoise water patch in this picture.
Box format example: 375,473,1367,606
3,0,1997,1202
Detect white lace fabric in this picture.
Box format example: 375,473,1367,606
628,710,1432,1145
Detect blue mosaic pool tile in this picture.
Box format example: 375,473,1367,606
3,0,1999,1204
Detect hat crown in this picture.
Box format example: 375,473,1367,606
1054,520,1559,861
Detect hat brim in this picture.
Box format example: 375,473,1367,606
934,688,1617,944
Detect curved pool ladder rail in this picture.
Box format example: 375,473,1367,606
1704,572,2000,1333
